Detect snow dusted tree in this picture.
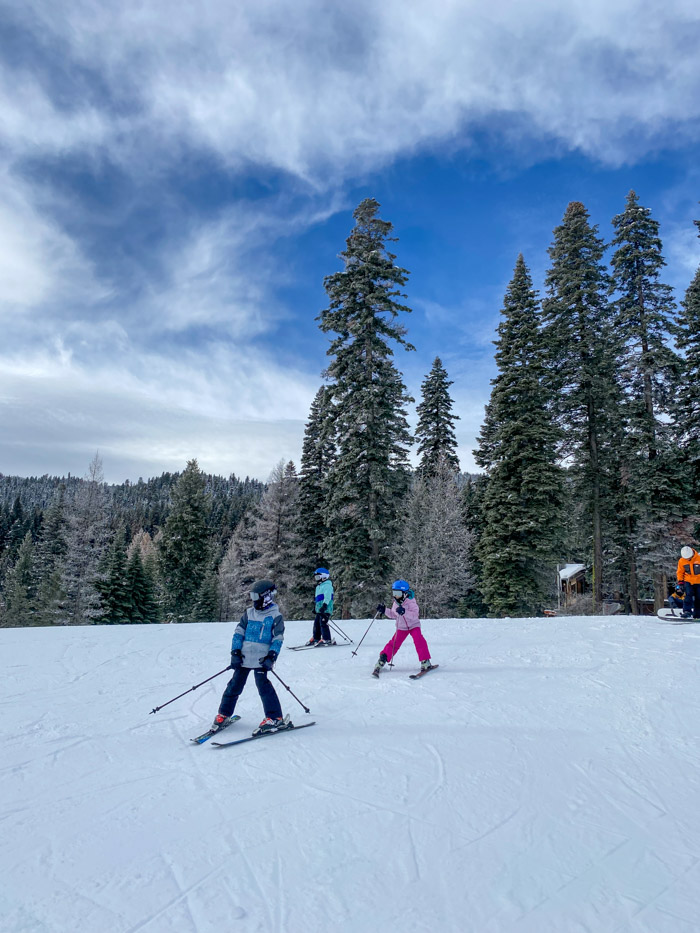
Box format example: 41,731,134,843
98,531,131,624
415,357,460,476
319,198,414,615
476,255,564,616
1,531,35,627
396,459,472,617
676,206,700,499
542,203,621,610
296,388,335,564
61,453,110,624
32,485,67,626
609,191,683,609
158,459,211,622
126,546,160,624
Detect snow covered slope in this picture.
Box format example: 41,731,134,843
2,616,700,933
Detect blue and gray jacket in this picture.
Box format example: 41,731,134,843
314,579,334,617
232,602,284,669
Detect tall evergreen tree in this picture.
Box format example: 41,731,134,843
98,532,131,624
415,357,460,476
475,255,564,616
676,205,700,499
295,387,335,566
158,459,211,622
542,203,621,610
126,547,160,624
1,531,35,627
32,485,67,626
609,191,682,609
459,475,489,617
318,198,414,615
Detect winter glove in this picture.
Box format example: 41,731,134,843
260,651,277,672
230,649,243,669
376,604,385,615
319,603,328,614
396,605,406,616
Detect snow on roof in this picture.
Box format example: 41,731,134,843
559,562,586,581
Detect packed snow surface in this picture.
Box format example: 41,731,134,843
2,616,700,933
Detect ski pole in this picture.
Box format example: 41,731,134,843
269,669,311,714
329,619,353,643
149,666,231,714
351,612,381,657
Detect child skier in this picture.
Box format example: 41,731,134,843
668,582,686,610
372,580,434,676
677,545,700,619
211,579,291,735
305,567,335,646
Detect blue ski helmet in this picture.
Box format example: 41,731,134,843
314,567,330,581
392,579,410,600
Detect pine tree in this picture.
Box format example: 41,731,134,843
125,547,158,623
318,198,414,615
192,566,221,623
459,475,489,617
32,485,67,626
218,509,259,621
475,255,564,616
542,203,621,610
98,532,131,624
1,531,35,626
609,192,684,609
293,387,336,585
158,459,211,622
676,205,700,499
415,357,460,476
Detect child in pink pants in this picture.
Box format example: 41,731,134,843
372,580,434,676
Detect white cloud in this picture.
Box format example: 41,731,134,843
3,1,699,176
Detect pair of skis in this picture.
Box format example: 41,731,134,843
191,715,316,748
287,640,341,651
373,663,440,679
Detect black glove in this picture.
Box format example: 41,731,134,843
396,605,406,615
260,651,277,672
319,603,328,614
230,649,243,669
376,604,385,615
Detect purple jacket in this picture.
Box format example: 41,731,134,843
384,596,420,631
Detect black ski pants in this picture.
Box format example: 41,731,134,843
218,667,282,719
312,611,332,641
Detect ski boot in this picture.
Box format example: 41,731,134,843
253,714,292,736
211,713,232,732
420,659,433,672
372,652,388,677
305,637,319,646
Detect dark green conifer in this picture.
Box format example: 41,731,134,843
416,357,460,476
676,205,700,498
2,531,35,626
318,199,414,615
542,202,621,610
475,255,564,616
609,191,683,608
99,533,131,624
158,459,211,622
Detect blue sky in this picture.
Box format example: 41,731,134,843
1,1,699,483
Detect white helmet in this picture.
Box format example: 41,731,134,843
681,546,694,559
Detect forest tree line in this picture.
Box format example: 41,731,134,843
1,193,699,624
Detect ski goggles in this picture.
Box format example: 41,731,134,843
250,589,276,602
392,589,407,599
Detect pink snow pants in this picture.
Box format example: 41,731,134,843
382,627,430,663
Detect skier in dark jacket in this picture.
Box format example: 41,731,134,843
211,580,291,735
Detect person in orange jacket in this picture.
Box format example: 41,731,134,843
676,545,700,619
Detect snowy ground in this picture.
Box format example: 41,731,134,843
2,615,700,933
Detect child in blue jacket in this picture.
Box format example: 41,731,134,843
306,567,335,646
211,579,289,735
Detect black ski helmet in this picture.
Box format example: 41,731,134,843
249,580,277,607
